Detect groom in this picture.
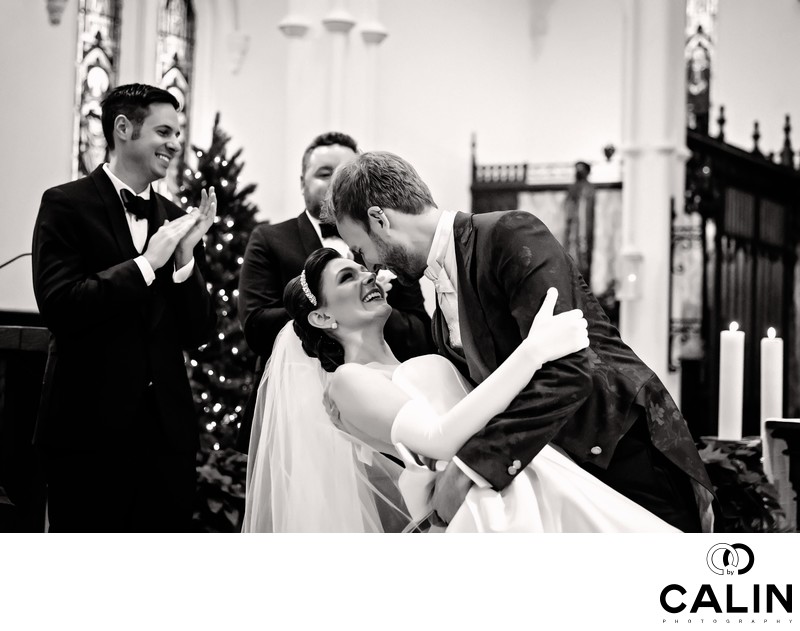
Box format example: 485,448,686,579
324,151,715,532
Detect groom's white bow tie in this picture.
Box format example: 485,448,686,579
424,262,455,294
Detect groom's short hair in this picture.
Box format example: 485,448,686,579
325,151,437,232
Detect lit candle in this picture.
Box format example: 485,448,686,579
718,321,744,440
760,327,784,479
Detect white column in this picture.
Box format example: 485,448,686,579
278,8,311,220
618,0,687,398
190,0,224,149
360,1,388,150
118,0,158,85
322,3,356,130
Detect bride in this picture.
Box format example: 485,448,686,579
243,248,678,533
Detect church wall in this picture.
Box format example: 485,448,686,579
208,0,625,221
713,0,800,158
2,0,799,313
0,1,78,311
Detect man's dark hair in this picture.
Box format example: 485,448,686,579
101,83,179,150
324,151,437,233
301,132,359,177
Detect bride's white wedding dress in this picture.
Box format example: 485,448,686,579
389,354,678,533
243,323,677,533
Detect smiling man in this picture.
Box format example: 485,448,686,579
32,84,218,532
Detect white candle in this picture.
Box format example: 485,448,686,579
760,327,784,479
718,321,744,440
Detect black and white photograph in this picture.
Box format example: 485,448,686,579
0,0,798,628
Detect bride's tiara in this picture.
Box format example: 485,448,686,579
300,269,317,306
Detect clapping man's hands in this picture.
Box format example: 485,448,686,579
175,186,217,268
143,213,200,271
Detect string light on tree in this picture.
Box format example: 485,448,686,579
179,113,261,531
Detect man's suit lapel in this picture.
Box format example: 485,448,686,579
432,303,469,375
452,212,496,383
297,211,323,256
147,193,172,329
90,167,139,262
91,167,158,327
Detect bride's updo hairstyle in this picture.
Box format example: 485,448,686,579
284,247,345,373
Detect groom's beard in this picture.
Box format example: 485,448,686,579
376,239,426,286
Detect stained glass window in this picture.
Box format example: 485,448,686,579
157,0,196,195
73,0,121,179
686,0,718,134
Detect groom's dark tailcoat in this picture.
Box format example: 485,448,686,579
32,166,217,532
434,211,714,531
236,211,434,452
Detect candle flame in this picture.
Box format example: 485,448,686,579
768,327,776,339
729,321,739,332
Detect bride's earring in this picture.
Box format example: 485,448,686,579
330,322,338,330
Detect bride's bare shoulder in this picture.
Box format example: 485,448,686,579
330,362,387,393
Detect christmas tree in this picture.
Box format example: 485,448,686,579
178,113,261,531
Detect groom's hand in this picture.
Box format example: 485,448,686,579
431,460,472,524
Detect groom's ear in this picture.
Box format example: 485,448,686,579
367,206,390,233
307,310,336,331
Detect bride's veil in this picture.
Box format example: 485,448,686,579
243,322,411,532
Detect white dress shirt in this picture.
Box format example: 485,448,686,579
305,210,352,259
102,163,194,285
423,210,490,489
424,210,461,349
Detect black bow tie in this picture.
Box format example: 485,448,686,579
120,188,151,222
320,223,340,239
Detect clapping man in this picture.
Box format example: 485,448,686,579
32,84,218,532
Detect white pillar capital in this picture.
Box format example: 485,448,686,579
322,9,356,34
361,21,388,45
278,14,310,38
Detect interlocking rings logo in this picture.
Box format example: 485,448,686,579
706,543,754,576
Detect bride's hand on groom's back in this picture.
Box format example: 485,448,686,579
524,288,590,367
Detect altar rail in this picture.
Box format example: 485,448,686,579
0,316,48,531
686,120,800,437
471,118,800,439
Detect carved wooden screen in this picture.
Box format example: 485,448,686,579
686,129,800,437
470,146,622,323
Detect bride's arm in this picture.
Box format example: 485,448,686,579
330,288,589,461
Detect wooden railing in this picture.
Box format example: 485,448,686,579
685,114,800,437
0,315,49,531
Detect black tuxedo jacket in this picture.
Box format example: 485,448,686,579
32,166,217,453
434,211,712,498
238,211,433,361
235,211,433,452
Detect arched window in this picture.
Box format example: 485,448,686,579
157,0,196,194
73,0,122,179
